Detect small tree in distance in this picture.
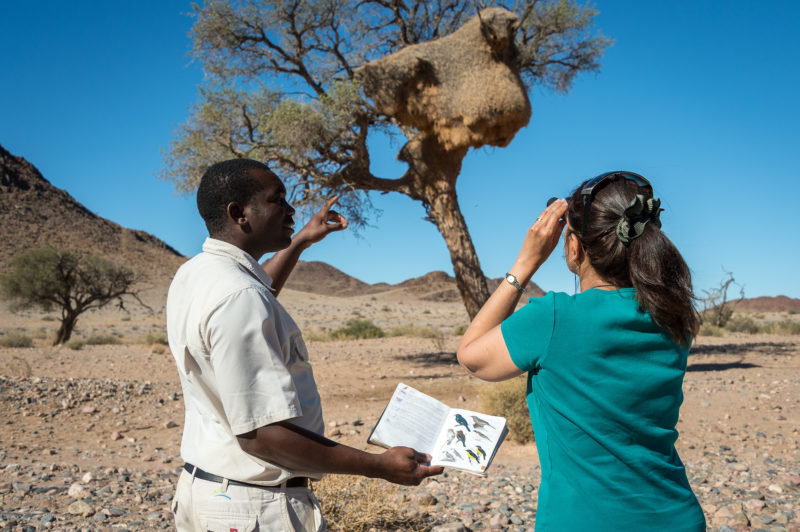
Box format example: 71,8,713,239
0,248,148,345
700,270,745,328
163,0,611,319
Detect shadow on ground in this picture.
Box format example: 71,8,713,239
398,351,458,367
686,360,761,372
689,342,796,357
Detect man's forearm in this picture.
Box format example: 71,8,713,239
237,421,442,485
238,421,377,476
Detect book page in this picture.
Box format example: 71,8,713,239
429,408,507,475
368,383,450,455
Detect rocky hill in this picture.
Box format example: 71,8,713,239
0,144,185,301
732,296,800,313
0,143,543,306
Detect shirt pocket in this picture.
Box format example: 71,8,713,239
290,331,310,362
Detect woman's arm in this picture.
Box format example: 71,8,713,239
457,199,567,381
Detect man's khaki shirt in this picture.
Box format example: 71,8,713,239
166,238,324,485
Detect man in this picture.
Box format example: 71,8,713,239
167,159,442,531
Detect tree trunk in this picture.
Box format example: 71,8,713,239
54,311,79,345
399,135,490,319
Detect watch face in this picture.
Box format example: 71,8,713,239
506,274,515,283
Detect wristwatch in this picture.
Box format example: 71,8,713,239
505,273,527,293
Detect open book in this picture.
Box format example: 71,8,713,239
367,383,508,476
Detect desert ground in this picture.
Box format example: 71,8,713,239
1,289,799,531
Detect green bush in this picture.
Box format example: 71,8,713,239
65,338,86,350
303,329,332,342
387,324,442,339
0,332,34,348
761,320,800,335
479,376,534,444
698,322,724,336
331,319,385,340
145,331,169,345
452,324,467,336
724,315,760,334
85,334,121,345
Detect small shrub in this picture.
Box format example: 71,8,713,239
303,329,332,342
0,332,34,348
331,319,385,340
788,309,798,315
452,324,467,336
41,315,56,322
85,334,121,345
724,315,760,334
387,324,441,339
66,338,86,350
315,474,432,531
698,322,724,337
761,320,800,335
479,376,534,444
145,331,169,345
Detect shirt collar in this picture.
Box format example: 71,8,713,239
201,237,275,291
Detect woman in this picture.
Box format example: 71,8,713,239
457,171,705,531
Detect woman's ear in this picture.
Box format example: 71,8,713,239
565,231,583,274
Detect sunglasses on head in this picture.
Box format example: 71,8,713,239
579,171,652,237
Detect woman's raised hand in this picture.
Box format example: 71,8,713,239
511,198,568,277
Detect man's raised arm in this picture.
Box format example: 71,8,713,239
262,196,348,296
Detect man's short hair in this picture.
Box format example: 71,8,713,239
196,159,271,235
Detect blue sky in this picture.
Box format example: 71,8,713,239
1,1,798,300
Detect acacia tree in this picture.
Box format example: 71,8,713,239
163,0,610,318
0,249,146,345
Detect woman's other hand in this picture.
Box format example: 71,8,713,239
512,199,568,277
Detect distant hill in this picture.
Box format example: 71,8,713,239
0,143,544,305
284,263,544,302
732,296,800,313
0,144,185,300
284,261,391,297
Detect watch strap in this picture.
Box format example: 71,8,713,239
505,273,527,293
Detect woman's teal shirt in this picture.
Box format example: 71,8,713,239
501,288,705,532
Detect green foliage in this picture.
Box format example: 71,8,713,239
723,315,760,334
163,0,609,226
331,319,385,340
698,315,800,336
697,322,724,337
387,324,442,339
65,339,86,350
85,334,121,346
303,329,332,342
0,332,34,348
0,248,144,345
452,324,468,336
759,320,800,335
145,331,169,345
479,376,535,444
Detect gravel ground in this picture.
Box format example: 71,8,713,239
1,336,799,531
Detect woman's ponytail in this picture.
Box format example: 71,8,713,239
567,177,700,346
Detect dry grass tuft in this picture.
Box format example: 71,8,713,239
479,376,535,444
314,474,434,531
0,331,34,348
